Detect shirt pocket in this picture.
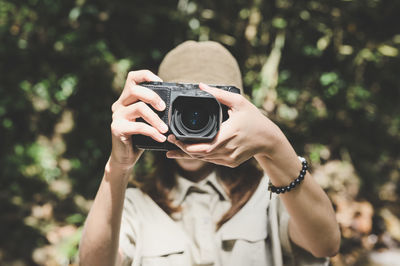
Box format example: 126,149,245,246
220,223,271,266
140,232,190,266
140,249,189,266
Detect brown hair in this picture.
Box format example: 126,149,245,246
132,151,264,230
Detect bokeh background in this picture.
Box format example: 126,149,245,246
1,0,399,265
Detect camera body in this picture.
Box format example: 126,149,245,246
133,81,240,150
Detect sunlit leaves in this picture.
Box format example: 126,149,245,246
303,45,323,57
306,143,331,164
377,45,398,57
25,140,60,181
346,85,371,110
272,17,287,29
56,75,77,102
320,72,344,98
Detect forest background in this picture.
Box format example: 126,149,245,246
1,0,399,265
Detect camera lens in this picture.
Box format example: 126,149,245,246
181,105,209,131
171,96,221,140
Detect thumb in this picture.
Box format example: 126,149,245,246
199,83,242,108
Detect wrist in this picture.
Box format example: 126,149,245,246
268,157,308,196
110,144,143,167
105,157,134,185
254,119,304,186
255,120,287,158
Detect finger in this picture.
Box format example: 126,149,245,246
167,134,212,154
116,102,168,133
167,135,210,159
168,154,228,168
202,158,227,166
180,124,233,153
199,83,242,108
113,120,167,142
126,70,162,86
166,134,211,154
121,85,166,111
165,137,196,159
166,150,192,159
167,135,196,154
166,150,209,160
113,70,162,113
183,142,212,154
165,139,227,164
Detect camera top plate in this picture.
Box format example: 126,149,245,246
140,81,240,95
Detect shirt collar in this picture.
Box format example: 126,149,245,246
170,171,229,207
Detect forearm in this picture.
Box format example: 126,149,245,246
255,130,340,257
79,158,132,266
79,69,165,265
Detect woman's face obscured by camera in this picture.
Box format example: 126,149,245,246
174,158,209,172
174,158,214,181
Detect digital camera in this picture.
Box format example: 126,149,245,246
133,81,240,150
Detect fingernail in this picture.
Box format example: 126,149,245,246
158,134,167,142
158,101,166,110
166,152,176,158
160,123,168,133
199,83,210,89
167,135,175,143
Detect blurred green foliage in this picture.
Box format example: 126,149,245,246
0,0,399,264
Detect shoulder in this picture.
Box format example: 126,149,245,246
123,187,146,209
125,187,145,202
123,187,173,222
123,187,157,213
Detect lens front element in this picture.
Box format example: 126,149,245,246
181,104,209,131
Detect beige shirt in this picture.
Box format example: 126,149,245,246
119,172,328,266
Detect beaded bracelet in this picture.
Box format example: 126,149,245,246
268,157,308,199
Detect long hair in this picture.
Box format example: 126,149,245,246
132,151,264,230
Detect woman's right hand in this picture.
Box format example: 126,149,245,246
109,70,168,169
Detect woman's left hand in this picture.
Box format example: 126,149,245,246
166,83,279,167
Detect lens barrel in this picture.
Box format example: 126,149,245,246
171,96,220,140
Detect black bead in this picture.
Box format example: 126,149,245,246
267,159,308,196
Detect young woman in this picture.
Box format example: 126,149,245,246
79,41,340,266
